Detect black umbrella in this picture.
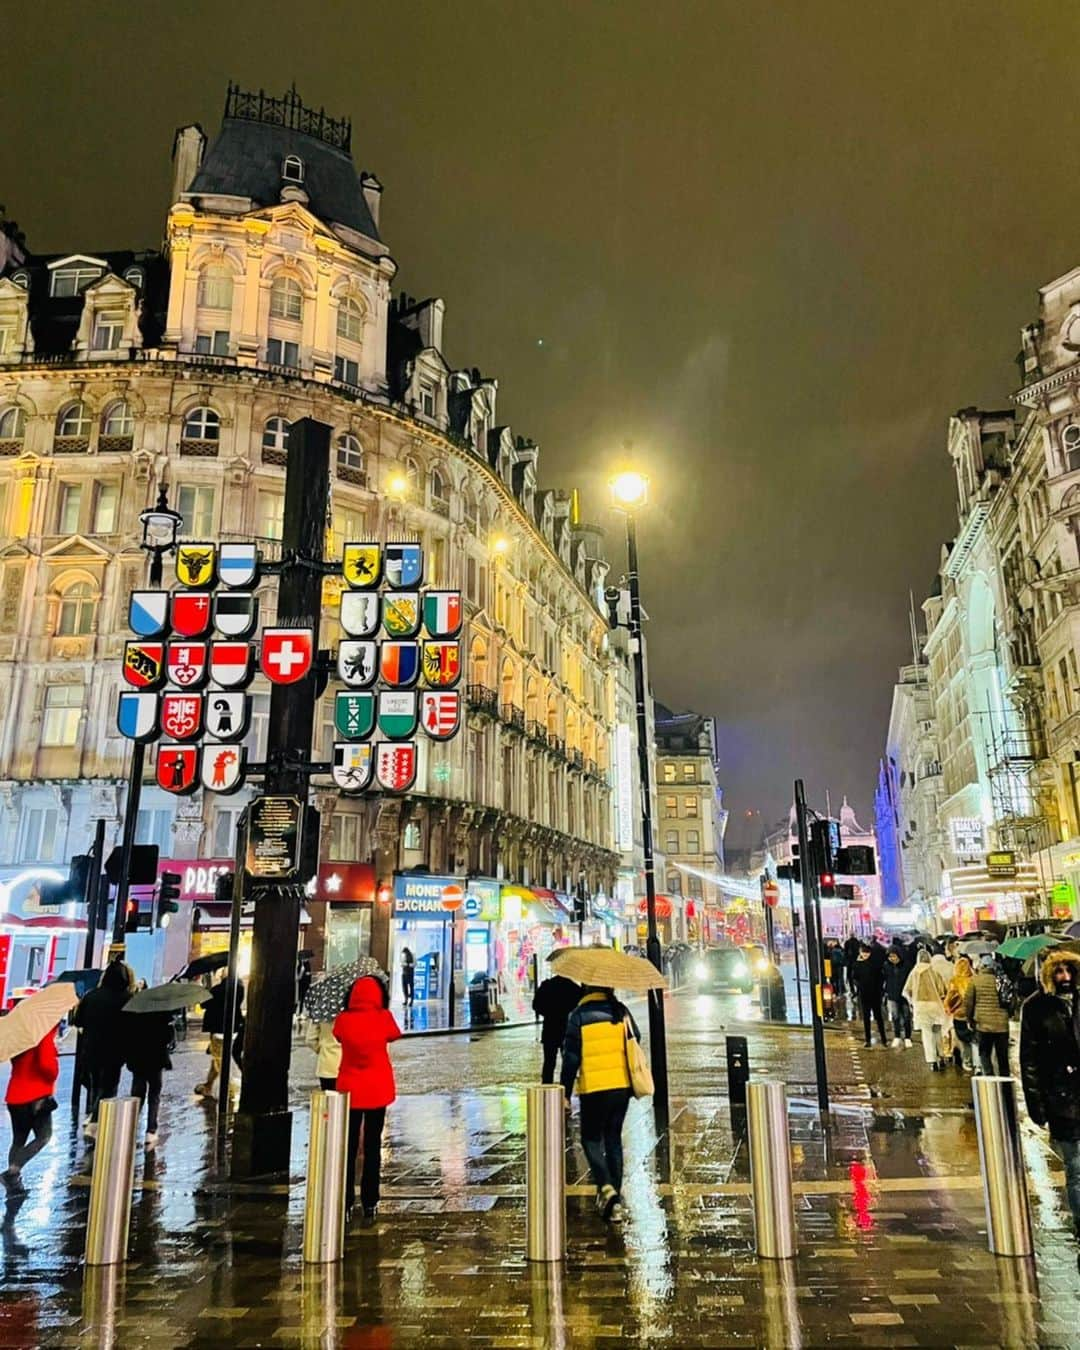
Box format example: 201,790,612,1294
181,951,229,980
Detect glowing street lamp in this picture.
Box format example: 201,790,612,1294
386,469,409,499
610,470,649,511
138,486,183,587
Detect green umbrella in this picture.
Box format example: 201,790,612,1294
998,934,1060,961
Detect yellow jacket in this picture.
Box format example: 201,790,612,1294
560,992,635,1095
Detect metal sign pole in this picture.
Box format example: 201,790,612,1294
216,813,248,1158
794,779,829,1115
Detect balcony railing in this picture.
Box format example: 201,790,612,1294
526,719,548,746
547,735,565,760
0,439,23,456
569,748,584,770
500,702,526,732
467,684,498,717
262,447,288,467
180,438,220,458
98,435,134,454
53,436,89,455
336,466,368,489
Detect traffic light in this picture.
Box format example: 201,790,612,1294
836,845,876,875
776,863,799,882
572,881,587,925
156,871,182,928
819,872,836,899
105,844,159,887
124,899,140,933
38,854,93,907
810,819,838,875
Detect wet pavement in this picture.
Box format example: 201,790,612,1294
1,986,1079,1346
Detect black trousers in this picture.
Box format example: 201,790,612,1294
130,1069,163,1132
978,1030,1010,1077
88,1062,123,1122
860,993,886,1045
541,1042,560,1085
7,1100,52,1174
579,1088,630,1193
401,970,415,1005
346,1106,387,1211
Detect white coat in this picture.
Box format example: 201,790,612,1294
902,962,948,1033
304,1019,342,1080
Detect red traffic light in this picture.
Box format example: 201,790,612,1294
821,873,834,887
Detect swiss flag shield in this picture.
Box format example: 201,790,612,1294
260,628,314,685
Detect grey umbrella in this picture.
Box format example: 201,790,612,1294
124,981,209,1015
305,957,389,1023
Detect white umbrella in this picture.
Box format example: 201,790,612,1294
0,982,78,1063
545,946,667,992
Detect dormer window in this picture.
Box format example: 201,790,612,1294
282,155,304,184
91,312,125,351
50,265,103,298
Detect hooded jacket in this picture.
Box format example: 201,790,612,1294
902,956,947,1031
963,967,1010,1034
882,955,908,1002
532,974,581,1048
72,962,133,1070
6,1029,59,1106
333,976,401,1110
851,951,883,997
560,991,638,1097
1020,950,1080,1140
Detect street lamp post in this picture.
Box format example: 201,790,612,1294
110,488,183,953
611,471,669,1122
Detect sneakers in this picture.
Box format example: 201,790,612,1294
360,1206,378,1227
144,1132,159,1150
608,1198,625,1224
1,1169,25,1196
904,1038,913,1048
891,1038,901,1048
597,1184,619,1220
83,1121,98,1140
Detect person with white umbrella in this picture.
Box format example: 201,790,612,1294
0,983,77,1194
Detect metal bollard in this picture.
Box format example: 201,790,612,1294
303,1089,350,1263
84,1096,139,1266
526,1084,565,1262
726,1035,749,1107
747,1080,797,1259
972,1076,1033,1257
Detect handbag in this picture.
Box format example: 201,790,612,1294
624,1015,653,1099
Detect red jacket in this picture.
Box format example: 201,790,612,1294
7,1030,59,1106
333,977,401,1110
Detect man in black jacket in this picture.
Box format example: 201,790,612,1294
532,970,581,1084
1020,949,1080,1233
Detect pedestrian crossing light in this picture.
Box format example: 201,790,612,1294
124,899,140,934
820,872,836,898
156,871,182,928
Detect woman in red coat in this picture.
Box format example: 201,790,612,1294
3,1028,59,1194
333,976,401,1224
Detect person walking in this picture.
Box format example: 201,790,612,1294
903,949,949,1070
851,944,888,1047
305,1017,342,1090
72,959,134,1137
2,1028,58,1194
943,955,976,1072
964,953,1011,1076
296,957,313,1026
532,969,581,1084
1020,949,1080,1236
827,940,846,998
334,975,402,1225
883,948,913,1047
560,985,640,1223
400,948,416,1007
194,972,244,1100
124,1012,174,1149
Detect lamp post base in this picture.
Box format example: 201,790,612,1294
230,1109,294,1180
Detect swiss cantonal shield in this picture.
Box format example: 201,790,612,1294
116,691,159,743
161,692,203,741
213,591,258,638
205,692,250,740
338,640,377,689
157,744,200,795
166,641,208,689
420,690,461,740
375,741,417,793
128,591,169,638
340,591,379,638
377,691,418,740
342,542,382,590
421,640,461,688
218,542,259,589
422,590,463,639
384,543,423,589
333,743,374,793
381,592,421,638
123,641,165,690
335,690,375,740
202,744,245,794
170,591,212,638
380,641,420,687
209,641,254,689
175,543,216,588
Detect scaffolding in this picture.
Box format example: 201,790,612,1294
978,712,1056,908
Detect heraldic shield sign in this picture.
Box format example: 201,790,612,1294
380,641,420,687
157,744,200,795
213,591,258,638
384,543,423,589
128,591,169,638
209,641,254,689
335,690,375,740
377,690,418,740
375,741,417,792
205,692,250,740
338,640,377,688
340,591,379,638
422,640,461,687
260,628,314,685
218,542,259,589
422,590,463,639
161,692,203,742
175,543,216,589
170,591,212,638
202,744,245,794
342,542,382,590
167,641,208,689
381,592,421,638
117,691,159,742
420,690,461,740
333,743,374,793
123,641,165,690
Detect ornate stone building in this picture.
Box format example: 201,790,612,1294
0,86,621,984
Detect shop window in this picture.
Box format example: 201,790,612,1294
403,822,421,851
41,684,84,746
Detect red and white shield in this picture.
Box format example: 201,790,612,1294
375,741,417,792
161,692,203,741
260,628,314,685
209,641,254,689
202,744,245,794
156,744,200,795
170,591,212,638
167,641,208,689
420,691,461,740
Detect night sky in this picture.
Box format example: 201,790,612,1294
5,3,1078,847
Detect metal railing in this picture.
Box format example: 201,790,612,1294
500,703,525,732
179,438,220,458
467,684,498,716
526,719,548,746
54,436,90,454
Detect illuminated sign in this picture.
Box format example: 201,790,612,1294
393,873,464,917
986,851,1017,878
615,723,634,852
950,817,985,858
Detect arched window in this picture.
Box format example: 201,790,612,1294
336,296,364,344
546,696,559,738
470,636,488,687
336,433,364,477
430,468,448,508
262,417,291,454
198,265,234,310
525,677,539,724
57,403,91,437
0,407,26,441
500,658,516,710
269,276,303,322
462,491,479,535
56,580,96,636
102,401,134,437
182,406,220,441
283,155,304,183
404,457,420,493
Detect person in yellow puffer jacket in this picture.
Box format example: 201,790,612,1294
561,986,641,1223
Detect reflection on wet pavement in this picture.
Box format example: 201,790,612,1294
0,988,1078,1346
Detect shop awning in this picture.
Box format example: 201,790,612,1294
530,887,574,917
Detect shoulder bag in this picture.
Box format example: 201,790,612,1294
623,1014,654,1099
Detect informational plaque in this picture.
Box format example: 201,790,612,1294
245,796,303,880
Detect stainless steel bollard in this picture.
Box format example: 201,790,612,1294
526,1084,565,1262
972,1076,1033,1257
303,1089,350,1264
84,1096,139,1266
747,1080,797,1259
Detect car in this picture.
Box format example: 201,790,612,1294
693,946,754,994
740,943,772,981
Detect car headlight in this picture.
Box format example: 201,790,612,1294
733,961,747,977
754,957,769,973
694,962,708,979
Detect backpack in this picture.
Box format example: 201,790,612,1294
995,968,1019,1015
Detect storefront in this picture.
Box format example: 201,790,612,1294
390,873,464,1006
498,886,572,998
312,863,375,970
0,867,85,1007
941,860,1042,933
461,878,500,979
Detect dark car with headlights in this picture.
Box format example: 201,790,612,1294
694,946,754,994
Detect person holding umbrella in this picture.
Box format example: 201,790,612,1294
71,959,135,1137
122,980,208,1148
194,971,244,1102
0,983,75,1194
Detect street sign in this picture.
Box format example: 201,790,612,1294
245,796,303,879
105,843,159,886
441,883,465,912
